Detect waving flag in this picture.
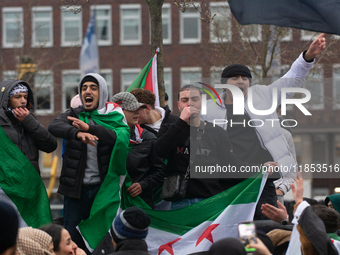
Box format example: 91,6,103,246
0,126,52,228
229,0,340,36
80,13,99,77
120,173,267,255
126,48,160,106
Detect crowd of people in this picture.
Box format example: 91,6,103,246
1,33,339,255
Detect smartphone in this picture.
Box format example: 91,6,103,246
238,221,257,253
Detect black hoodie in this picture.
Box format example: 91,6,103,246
0,80,57,173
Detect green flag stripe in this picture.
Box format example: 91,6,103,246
126,58,153,92
121,173,262,236
78,109,130,249
0,126,52,228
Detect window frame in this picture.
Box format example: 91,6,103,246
61,6,82,47
90,5,112,46
179,6,201,44
240,24,262,42
120,68,142,92
34,71,54,115
180,67,202,86
163,67,173,109
2,7,24,48
332,64,340,110
161,3,172,45
32,6,53,48
120,4,142,45
209,2,231,43
62,70,81,111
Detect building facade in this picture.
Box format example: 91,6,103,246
1,0,340,200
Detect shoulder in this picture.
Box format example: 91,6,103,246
141,129,157,140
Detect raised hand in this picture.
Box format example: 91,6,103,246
12,107,29,122
291,171,304,204
304,33,326,61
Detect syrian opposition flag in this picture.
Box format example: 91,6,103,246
126,48,160,107
77,102,130,251
0,126,52,228
120,173,267,255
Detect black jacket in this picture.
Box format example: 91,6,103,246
48,107,117,198
109,239,150,255
127,127,166,207
0,80,57,173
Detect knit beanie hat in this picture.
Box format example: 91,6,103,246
17,227,53,255
221,64,252,84
80,76,99,87
110,207,151,243
0,200,19,253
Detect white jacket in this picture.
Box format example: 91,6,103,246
201,53,314,194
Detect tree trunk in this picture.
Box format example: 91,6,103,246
147,0,165,106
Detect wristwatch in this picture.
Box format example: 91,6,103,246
281,215,289,225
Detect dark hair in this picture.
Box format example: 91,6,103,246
130,88,156,109
312,204,339,233
178,84,202,100
164,92,168,101
40,224,64,252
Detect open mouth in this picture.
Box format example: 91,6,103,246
84,96,93,106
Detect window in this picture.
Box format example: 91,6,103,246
34,72,53,114
180,67,202,86
100,69,113,100
335,134,340,165
248,65,262,85
240,24,262,42
164,68,173,109
121,68,141,92
61,7,82,46
280,28,292,42
304,66,324,110
333,64,340,109
32,7,53,47
120,5,142,45
180,7,201,44
210,2,231,43
62,70,81,111
210,67,224,95
91,5,112,46
3,71,17,80
312,134,328,164
301,30,318,41
2,7,23,48
162,4,172,44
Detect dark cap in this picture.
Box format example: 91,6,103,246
221,64,252,83
0,201,19,253
80,76,99,87
110,206,151,243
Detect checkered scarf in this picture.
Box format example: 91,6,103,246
17,227,53,255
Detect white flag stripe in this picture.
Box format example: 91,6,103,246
147,175,267,255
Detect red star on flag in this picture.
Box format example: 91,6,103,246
196,224,219,247
158,238,181,255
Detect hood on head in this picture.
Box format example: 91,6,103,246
0,80,34,110
78,73,108,111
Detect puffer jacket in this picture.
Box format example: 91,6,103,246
0,80,57,173
48,73,118,199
